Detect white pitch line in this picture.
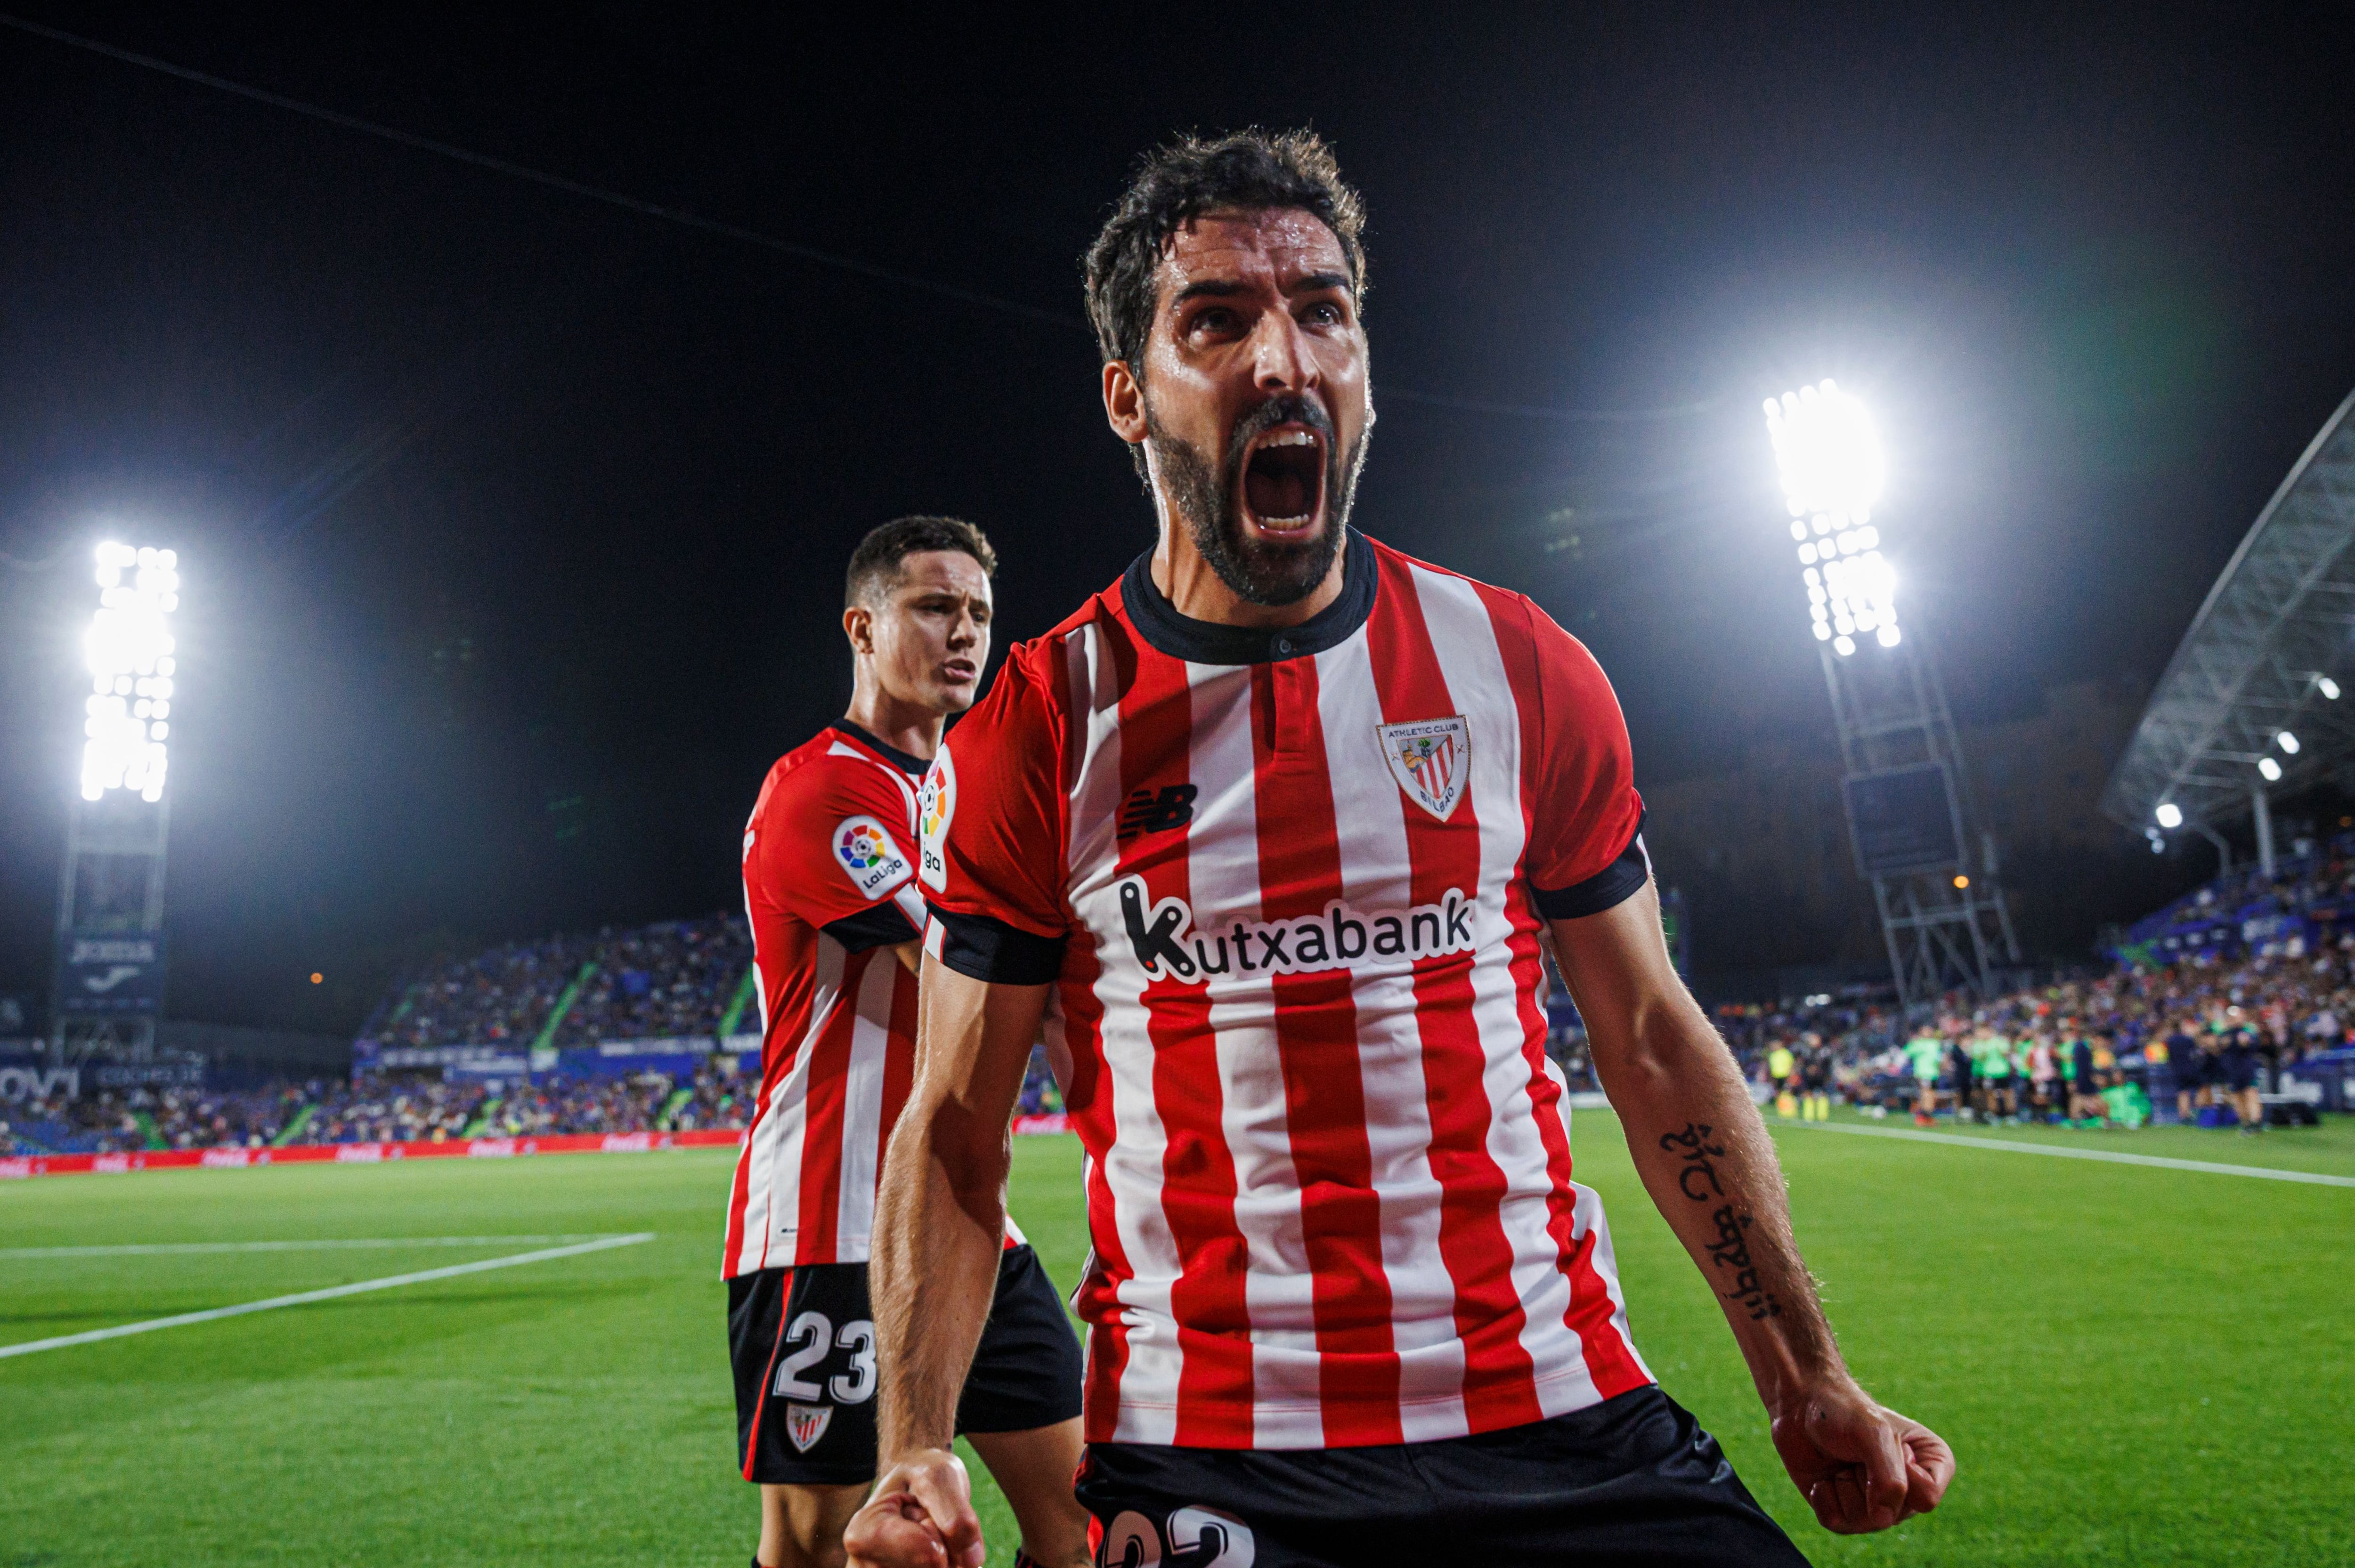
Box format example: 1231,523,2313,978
1776,1119,2355,1187
0,1232,656,1360
0,1235,620,1259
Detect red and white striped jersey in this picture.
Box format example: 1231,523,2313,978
921,532,1657,1449
725,722,934,1277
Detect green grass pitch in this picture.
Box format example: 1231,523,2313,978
3,1111,2350,1565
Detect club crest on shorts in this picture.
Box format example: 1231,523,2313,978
784,1402,833,1453
1377,717,1469,821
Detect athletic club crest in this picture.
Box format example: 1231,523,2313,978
1377,717,1470,821
784,1403,833,1453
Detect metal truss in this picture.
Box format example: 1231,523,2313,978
1819,623,2021,1006
49,790,170,1062
2101,388,2355,846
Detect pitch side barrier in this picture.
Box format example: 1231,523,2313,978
0,1114,1081,1180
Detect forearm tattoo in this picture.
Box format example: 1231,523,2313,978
1659,1123,1781,1321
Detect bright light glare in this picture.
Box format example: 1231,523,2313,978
81,540,178,802
2155,802,2184,829
1766,381,1897,657
2319,676,2341,701
2277,730,2301,754
2258,757,2283,782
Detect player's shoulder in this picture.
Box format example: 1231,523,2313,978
1364,534,1592,662
1006,579,1130,695
754,725,921,822
958,577,1130,733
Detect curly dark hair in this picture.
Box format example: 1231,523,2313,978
1082,128,1368,386
844,515,997,608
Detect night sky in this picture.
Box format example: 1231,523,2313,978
3,4,2353,1032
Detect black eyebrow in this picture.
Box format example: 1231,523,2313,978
1170,279,1250,307
1288,272,1352,296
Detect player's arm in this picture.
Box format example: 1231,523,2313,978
849,961,1048,1568
1550,882,1955,1534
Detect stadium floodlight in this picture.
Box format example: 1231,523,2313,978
2277,730,2301,754
2155,802,2184,829
1765,380,1895,658
81,541,179,803
2317,676,2341,701
2258,756,2283,782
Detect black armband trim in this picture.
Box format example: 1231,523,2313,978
1531,809,1651,921
822,901,921,954
927,906,1066,985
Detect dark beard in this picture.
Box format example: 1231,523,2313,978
1145,393,1369,608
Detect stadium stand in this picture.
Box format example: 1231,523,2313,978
376,933,598,1050
552,915,754,1046
12,864,2353,1158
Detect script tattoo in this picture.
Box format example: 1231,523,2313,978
1658,1121,1728,1201
1659,1122,1781,1321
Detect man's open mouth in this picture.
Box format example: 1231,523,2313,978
1241,426,1326,534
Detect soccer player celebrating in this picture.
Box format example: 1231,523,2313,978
730,517,1087,1568
848,135,1954,1568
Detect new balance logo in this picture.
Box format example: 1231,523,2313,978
1120,784,1197,837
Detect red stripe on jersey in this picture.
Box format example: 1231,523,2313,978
1477,580,1648,1397
1368,556,1544,1431
1249,654,1402,1446
1122,645,1255,1447
1054,613,1142,1436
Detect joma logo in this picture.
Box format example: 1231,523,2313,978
1116,875,1477,983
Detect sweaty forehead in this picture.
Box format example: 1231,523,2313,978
893,550,991,599
1156,208,1348,302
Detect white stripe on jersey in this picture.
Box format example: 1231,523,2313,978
736,935,845,1275
1410,565,1601,1411
832,948,901,1257
1310,630,1466,1444
1065,623,1186,1445
1187,660,1319,1447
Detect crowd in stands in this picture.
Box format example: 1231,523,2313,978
554,916,754,1047
365,914,754,1055
377,934,596,1050
1707,841,2355,1132
16,846,2354,1157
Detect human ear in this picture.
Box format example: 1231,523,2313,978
1103,359,1149,447
842,604,875,656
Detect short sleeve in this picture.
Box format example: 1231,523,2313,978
746,757,926,952
1519,601,1650,921
920,651,1070,984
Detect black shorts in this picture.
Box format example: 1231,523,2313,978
1073,1385,1807,1568
2222,1056,2259,1092
728,1243,1083,1486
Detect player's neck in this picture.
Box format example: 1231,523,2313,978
1149,519,1348,629
841,680,943,765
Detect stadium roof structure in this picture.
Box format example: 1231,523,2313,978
2103,387,2355,834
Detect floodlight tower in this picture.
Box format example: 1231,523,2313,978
49,541,180,1062
1765,383,2019,1007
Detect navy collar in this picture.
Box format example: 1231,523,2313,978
1120,528,1376,665
830,719,930,777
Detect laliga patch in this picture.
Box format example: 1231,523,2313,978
784,1403,833,1454
917,747,957,892
833,816,912,900
1376,716,1470,821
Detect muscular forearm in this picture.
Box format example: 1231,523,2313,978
1549,891,1954,1533
869,962,1045,1470
1597,996,1842,1404
871,1087,1009,1462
